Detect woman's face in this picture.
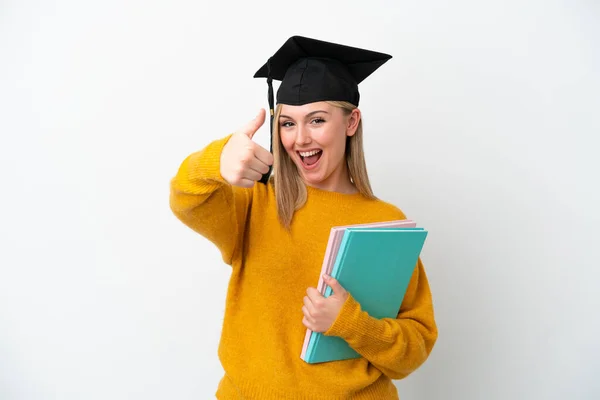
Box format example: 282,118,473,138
278,101,360,191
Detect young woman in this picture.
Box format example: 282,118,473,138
170,36,437,399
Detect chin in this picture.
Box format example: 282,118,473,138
302,175,324,185
300,166,331,187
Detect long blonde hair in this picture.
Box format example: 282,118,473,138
271,101,377,229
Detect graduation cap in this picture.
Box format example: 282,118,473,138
253,36,392,183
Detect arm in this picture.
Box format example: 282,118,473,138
324,258,438,379
169,135,252,265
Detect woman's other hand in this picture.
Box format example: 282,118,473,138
302,275,349,333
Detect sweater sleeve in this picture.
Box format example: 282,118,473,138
324,258,438,380
169,134,252,265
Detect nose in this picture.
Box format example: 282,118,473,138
295,124,311,146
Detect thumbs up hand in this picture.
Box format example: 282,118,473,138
220,109,274,188
302,275,349,333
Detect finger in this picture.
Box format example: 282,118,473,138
302,306,315,323
241,109,266,139
302,316,314,330
303,296,317,314
306,287,324,305
253,143,274,166
238,146,269,176
324,275,346,295
241,168,262,182
245,154,271,175
236,178,256,188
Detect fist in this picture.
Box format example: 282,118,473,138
220,109,274,188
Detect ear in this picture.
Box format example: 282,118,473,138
346,108,361,137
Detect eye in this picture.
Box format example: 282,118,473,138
311,118,326,124
280,121,295,128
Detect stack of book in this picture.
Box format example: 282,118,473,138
301,219,428,364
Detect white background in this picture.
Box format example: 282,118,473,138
1,1,599,399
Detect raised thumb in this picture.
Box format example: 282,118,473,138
243,108,266,139
324,275,346,296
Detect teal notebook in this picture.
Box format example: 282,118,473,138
304,227,428,364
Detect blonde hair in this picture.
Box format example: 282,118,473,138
271,100,377,229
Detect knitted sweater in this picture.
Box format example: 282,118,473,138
169,135,438,399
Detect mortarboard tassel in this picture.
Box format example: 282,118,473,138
259,57,274,184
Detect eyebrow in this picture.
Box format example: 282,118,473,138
280,110,329,120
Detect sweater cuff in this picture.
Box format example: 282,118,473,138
186,134,233,183
173,134,233,195
324,293,373,343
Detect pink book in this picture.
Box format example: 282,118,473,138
300,219,417,361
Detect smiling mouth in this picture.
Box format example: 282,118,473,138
298,150,323,167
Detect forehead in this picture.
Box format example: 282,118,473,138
279,101,333,117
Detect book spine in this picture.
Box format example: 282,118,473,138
306,230,353,362
324,230,353,298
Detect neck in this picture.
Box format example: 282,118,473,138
305,161,357,194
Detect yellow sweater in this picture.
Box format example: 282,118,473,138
169,135,438,399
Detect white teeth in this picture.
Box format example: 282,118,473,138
299,150,322,157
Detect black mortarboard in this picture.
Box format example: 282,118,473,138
253,36,392,183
